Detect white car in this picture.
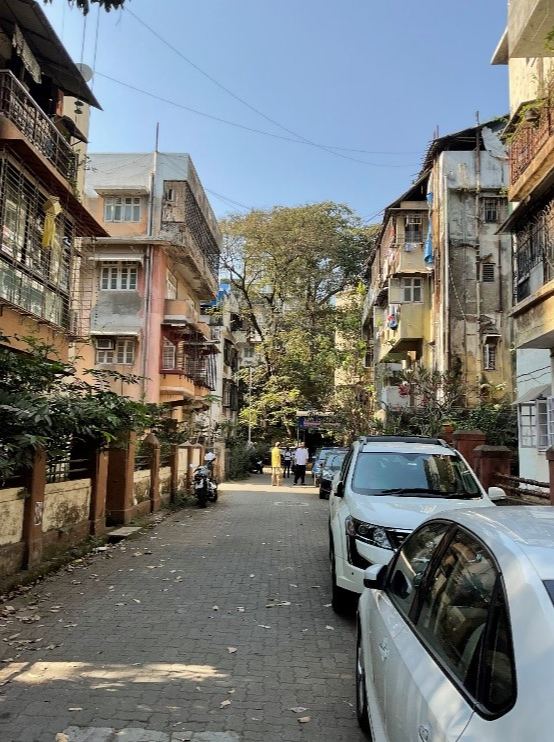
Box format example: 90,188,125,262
329,436,504,612
356,506,554,741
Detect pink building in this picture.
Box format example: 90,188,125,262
79,152,220,422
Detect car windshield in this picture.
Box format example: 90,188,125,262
351,451,481,498
324,453,346,471
315,450,333,465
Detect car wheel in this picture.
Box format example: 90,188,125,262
356,626,372,737
330,539,356,615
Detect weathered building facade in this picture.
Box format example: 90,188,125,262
492,0,554,481
80,152,221,423
363,122,513,416
0,0,105,359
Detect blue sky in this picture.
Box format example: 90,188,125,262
43,0,508,221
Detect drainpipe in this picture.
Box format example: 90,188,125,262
443,171,450,373
141,143,158,399
474,119,482,392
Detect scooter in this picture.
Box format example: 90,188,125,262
193,465,218,508
249,459,263,474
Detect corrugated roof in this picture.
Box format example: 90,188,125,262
0,0,100,108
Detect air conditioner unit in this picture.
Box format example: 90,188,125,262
95,337,115,350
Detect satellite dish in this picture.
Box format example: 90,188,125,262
76,63,93,83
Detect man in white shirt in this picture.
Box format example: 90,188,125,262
204,449,216,474
293,442,309,485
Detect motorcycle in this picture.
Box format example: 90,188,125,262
249,459,263,474
193,465,218,508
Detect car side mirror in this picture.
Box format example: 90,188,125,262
364,564,387,590
488,486,507,502
335,480,344,498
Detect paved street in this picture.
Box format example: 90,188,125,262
0,475,365,742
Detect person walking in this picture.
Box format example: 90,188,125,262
293,442,309,485
271,441,282,486
282,446,292,478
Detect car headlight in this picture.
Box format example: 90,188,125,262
345,516,393,550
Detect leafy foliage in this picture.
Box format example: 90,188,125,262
221,203,377,437
0,335,162,482
44,0,126,14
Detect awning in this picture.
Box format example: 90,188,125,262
89,330,140,337
0,0,100,107
513,384,551,405
88,252,144,264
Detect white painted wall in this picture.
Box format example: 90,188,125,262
516,348,552,481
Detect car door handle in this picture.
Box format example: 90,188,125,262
418,724,431,742
378,639,389,661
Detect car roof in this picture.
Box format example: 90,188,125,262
359,442,456,456
430,507,554,580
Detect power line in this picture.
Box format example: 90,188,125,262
204,188,251,212
125,9,418,166
95,72,417,168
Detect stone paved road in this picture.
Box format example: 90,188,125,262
0,476,367,742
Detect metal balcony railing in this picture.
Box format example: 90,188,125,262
514,196,554,303
0,70,78,184
510,82,554,184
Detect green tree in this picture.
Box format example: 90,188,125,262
44,0,126,14
221,203,376,436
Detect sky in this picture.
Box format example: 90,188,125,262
42,0,509,222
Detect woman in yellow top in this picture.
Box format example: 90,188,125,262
271,442,282,486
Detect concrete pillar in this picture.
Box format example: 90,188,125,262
473,445,512,491
22,447,47,568
453,430,487,470
89,448,108,536
144,433,160,513
170,444,179,502
106,431,136,525
547,447,554,507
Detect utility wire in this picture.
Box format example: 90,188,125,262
126,9,418,165
94,72,416,168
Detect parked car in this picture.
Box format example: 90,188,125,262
329,436,505,613
312,447,337,485
319,449,348,499
356,506,554,741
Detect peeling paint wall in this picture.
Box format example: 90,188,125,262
133,469,151,504
42,480,91,533
0,488,25,546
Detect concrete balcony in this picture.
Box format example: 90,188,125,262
386,242,427,276
377,304,424,363
509,98,554,201
160,222,219,300
508,0,554,59
0,70,77,185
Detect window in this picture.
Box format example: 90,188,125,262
481,263,495,282
100,263,138,291
162,339,176,370
519,400,549,449
402,277,422,302
483,343,497,371
416,529,498,695
222,379,232,408
548,397,554,447
104,196,141,223
483,198,502,224
404,214,422,243
387,522,449,618
96,338,135,365
480,588,516,715
166,271,177,300
165,187,175,202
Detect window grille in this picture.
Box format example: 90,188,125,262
404,214,422,243
104,196,142,223
481,263,495,283
0,155,74,328
162,339,177,369
483,198,502,223
537,399,549,450
548,397,554,447
483,343,497,371
518,403,537,448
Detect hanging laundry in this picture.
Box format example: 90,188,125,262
42,197,62,249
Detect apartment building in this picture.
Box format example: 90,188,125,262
492,0,554,480
80,152,221,422
363,122,512,416
0,0,105,358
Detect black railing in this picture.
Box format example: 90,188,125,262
0,70,78,184
514,197,554,303
47,454,90,484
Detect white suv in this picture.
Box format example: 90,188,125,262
329,436,504,613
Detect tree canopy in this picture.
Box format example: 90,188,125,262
45,0,126,14
221,203,377,439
